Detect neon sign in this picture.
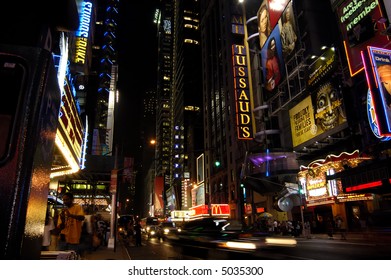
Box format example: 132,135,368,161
74,1,93,65
337,0,389,76
367,89,391,141
339,0,378,31
362,46,391,136
232,44,254,140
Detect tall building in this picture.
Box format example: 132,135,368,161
200,0,253,221
170,0,203,211
55,0,122,215
90,0,120,156
155,0,174,215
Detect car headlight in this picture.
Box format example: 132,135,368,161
265,237,297,247
223,241,257,250
150,230,155,235
164,228,170,234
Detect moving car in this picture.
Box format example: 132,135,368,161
147,225,163,239
117,215,134,237
168,218,297,258
158,221,179,240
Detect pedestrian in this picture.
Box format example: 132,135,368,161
336,217,347,240
56,192,85,256
42,209,55,251
94,214,108,246
326,217,334,239
134,220,142,247
304,221,311,239
80,207,95,254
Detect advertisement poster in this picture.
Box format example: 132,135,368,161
261,27,285,96
290,82,347,147
336,0,390,76
278,0,298,60
368,46,391,135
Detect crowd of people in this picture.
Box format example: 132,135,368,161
252,215,353,240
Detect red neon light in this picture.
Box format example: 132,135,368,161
346,180,382,192
190,204,230,216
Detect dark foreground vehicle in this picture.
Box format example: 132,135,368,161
167,218,297,258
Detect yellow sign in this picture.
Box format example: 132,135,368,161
232,44,254,140
290,83,347,147
289,95,316,147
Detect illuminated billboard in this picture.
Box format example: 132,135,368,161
362,46,391,136
154,176,164,216
232,44,255,140
367,89,391,140
258,0,291,49
189,204,230,219
52,80,84,178
278,1,298,61
74,1,93,65
191,183,205,207
336,0,390,76
306,47,339,90
289,82,347,148
260,27,285,96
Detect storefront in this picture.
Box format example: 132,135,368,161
298,150,375,232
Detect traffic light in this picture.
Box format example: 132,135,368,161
214,160,221,167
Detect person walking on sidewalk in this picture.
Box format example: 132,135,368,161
134,220,142,247
336,216,347,240
326,217,334,239
56,192,85,255
303,220,311,239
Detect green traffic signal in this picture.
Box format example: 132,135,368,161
214,160,221,167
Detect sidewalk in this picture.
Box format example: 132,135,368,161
299,230,391,243
83,240,131,260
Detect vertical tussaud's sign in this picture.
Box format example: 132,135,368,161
232,44,255,140
232,13,255,140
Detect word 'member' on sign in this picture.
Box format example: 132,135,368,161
74,1,93,65
232,44,254,140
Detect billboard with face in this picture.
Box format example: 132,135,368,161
290,81,348,148
278,1,298,60
363,46,391,136
261,27,285,97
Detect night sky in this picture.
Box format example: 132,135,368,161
116,1,158,158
